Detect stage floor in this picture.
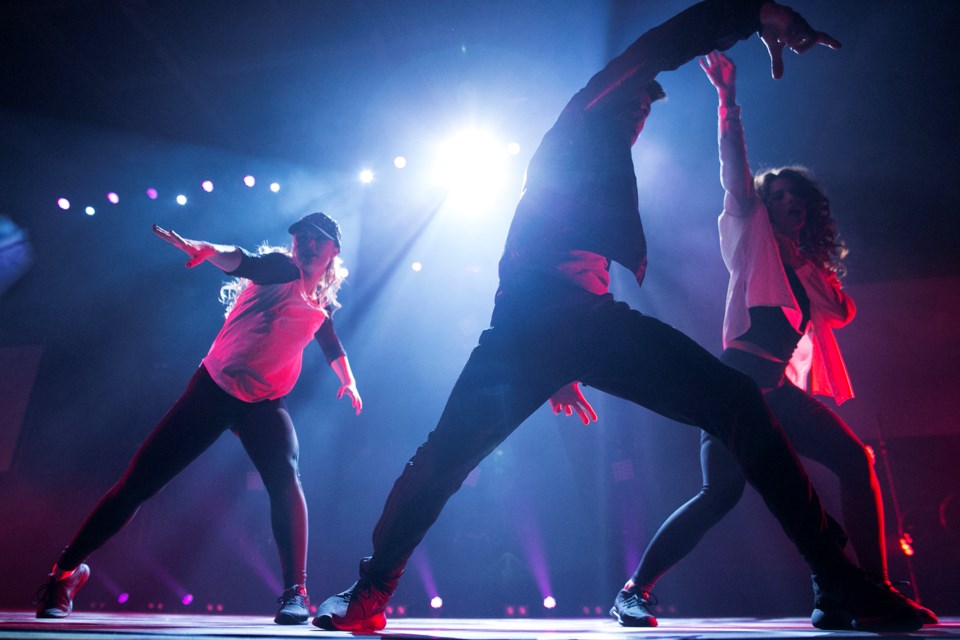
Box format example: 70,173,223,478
1,611,958,640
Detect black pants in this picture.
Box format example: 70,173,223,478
57,366,308,588
630,348,883,591
366,281,848,579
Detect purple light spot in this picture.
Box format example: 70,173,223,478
117,593,129,604
106,192,120,204
146,188,158,200
182,594,194,606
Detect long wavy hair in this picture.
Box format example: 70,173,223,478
218,243,346,317
755,166,848,276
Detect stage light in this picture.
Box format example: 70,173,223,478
518,605,528,616
201,180,214,193
433,128,509,214
176,195,188,205
359,169,374,183
396,605,406,615
394,156,407,169
543,596,557,609
899,533,915,556
505,605,516,616
270,182,281,193
85,206,96,216
430,596,443,609
107,192,120,204
57,198,70,210
117,593,129,604
336,266,350,279
146,188,159,200
182,594,194,606
243,175,256,187
506,141,521,156
411,261,423,272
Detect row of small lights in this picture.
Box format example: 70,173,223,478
55,175,284,217
94,593,575,614
54,130,525,217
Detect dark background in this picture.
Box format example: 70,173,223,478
2,0,958,619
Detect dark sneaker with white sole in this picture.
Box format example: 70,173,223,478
610,588,658,627
274,585,310,625
35,564,90,619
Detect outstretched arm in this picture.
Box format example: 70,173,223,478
330,355,362,415
549,382,598,426
572,0,839,114
152,224,242,272
700,50,754,213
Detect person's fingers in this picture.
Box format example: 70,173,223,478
575,408,588,425
814,31,842,50
767,38,785,79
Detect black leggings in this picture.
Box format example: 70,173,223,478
363,286,850,581
57,366,308,588
629,348,884,592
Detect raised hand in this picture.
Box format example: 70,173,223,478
699,50,737,104
759,1,841,79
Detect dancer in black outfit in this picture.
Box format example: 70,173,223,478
34,213,361,625
314,0,928,632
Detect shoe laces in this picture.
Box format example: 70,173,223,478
278,586,307,604
624,590,657,606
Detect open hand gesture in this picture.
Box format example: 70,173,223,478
699,50,737,104
152,224,216,268
549,381,598,426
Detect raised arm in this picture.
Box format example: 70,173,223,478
152,224,242,272
572,0,839,114
700,51,754,214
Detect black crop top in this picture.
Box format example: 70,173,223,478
737,265,810,362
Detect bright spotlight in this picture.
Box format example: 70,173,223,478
182,594,194,606
270,182,281,193
106,192,120,204
146,188,159,200
117,593,129,604
506,141,521,156
430,596,443,609
176,194,188,205
85,206,96,216
201,180,214,193
543,596,557,609
394,156,407,169
57,198,70,210
243,175,256,187
411,261,423,272
433,129,509,214
359,169,374,183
